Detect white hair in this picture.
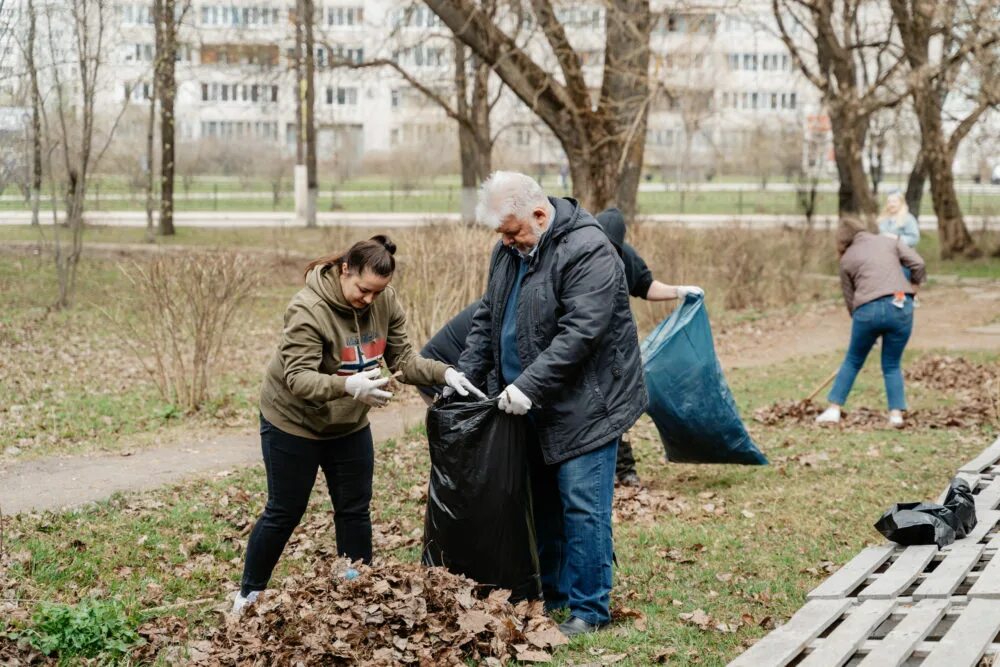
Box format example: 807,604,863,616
475,171,549,229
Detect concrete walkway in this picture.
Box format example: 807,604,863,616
2,210,997,230
0,403,428,516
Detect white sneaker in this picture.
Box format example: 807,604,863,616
230,590,259,615
815,406,842,424
889,412,904,429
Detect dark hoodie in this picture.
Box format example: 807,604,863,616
260,265,449,439
457,197,648,465
595,207,655,299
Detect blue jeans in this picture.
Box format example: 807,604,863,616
828,295,914,410
530,439,617,626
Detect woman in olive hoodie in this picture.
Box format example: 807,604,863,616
233,235,483,613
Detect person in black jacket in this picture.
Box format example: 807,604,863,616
420,209,703,487
456,171,647,637
594,208,702,486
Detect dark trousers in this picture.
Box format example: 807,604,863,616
615,433,636,478
240,414,374,595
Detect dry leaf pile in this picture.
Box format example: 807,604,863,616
753,355,1000,429
136,558,567,666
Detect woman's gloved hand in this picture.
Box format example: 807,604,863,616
443,368,487,400
676,285,704,299
344,368,393,407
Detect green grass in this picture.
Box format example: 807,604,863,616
0,253,283,459
6,183,999,216
2,350,997,664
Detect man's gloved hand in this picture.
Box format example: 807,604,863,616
443,368,487,400
498,384,531,415
676,285,704,299
344,368,393,407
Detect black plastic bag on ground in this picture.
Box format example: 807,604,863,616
422,397,541,601
942,477,977,538
873,477,977,548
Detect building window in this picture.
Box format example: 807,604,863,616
328,6,364,26
728,53,739,70
516,128,532,146
391,89,400,108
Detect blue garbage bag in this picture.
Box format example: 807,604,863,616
640,293,767,465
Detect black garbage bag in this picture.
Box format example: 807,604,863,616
422,396,541,600
943,477,977,538
874,477,978,548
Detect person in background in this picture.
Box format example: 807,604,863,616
595,208,702,486
232,236,483,615
815,217,926,429
878,190,920,248
458,171,647,637
419,208,702,489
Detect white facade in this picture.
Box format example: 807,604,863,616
1,0,825,177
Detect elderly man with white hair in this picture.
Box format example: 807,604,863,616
456,171,648,637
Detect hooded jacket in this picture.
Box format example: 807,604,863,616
260,265,449,439
595,207,655,299
458,197,648,465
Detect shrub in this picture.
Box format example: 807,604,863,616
110,250,261,413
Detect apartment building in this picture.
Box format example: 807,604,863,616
1,0,825,177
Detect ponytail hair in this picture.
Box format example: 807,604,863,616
303,235,397,280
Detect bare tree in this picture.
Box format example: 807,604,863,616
424,0,653,217
774,0,907,219
293,0,318,227
152,0,191,236
42,0,128,307
889,0,999,258
14,0,44,227
144,12,160,242
327,0,517,222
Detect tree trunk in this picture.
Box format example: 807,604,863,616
603,0,650,220
424,0,651,220
911,92,975,258
26,0,42,226
905,150,925,216
828,104,876,219
144,84,157,241
454,43,493,223
159,36,177,236
303,0,317,228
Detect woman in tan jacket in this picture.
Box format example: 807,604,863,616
816,218,926,429
233,235,483,613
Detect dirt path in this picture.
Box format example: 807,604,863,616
3,282,997,517
0,403,427,515
717,281,1000,369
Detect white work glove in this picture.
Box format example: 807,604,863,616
443,368,487,400
498,384,532,415
344,368,393,407
676,285,704,299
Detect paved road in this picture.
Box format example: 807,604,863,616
2,210,997,229
2,180,996,201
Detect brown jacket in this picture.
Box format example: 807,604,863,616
260,265,448,439
839,232,926,315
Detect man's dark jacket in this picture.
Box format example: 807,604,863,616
458,197,648,465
